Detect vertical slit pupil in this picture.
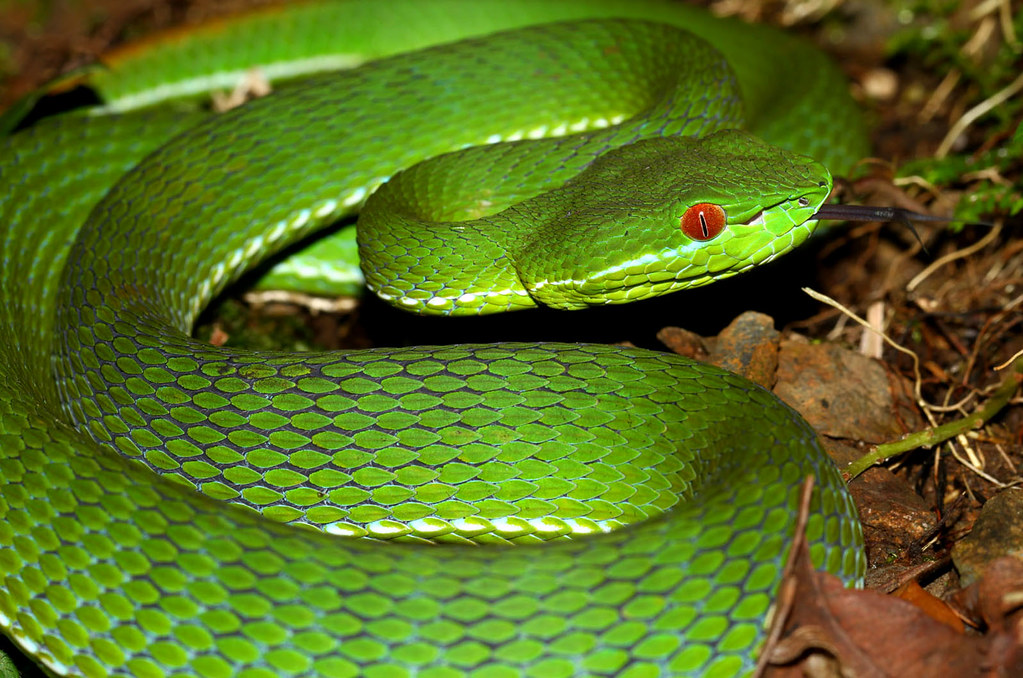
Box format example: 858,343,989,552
680,203,725,241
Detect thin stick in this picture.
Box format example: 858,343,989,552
803,287,924,405
936,71,1023,158
907,221,1002,291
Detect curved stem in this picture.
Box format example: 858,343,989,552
845,354,1023,480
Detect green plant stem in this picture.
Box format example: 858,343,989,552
845,354,1023,480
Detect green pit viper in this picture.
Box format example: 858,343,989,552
0,1,868,676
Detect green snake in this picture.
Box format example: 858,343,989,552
0,1,868,676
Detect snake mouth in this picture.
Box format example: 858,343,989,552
742,210,765,227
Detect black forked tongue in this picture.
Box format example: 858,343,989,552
810,204,994,254
810,204,956,224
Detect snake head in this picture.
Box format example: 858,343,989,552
514,129,833,309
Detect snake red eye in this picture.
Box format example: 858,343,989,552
680,203,726,241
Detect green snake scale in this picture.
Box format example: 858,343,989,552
0,1,867,676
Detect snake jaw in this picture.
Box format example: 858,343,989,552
743,210,766,228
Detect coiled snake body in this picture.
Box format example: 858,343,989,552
0,1,865,676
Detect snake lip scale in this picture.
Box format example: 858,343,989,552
0,2,867,677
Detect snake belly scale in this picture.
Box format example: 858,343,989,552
0,2,865,677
